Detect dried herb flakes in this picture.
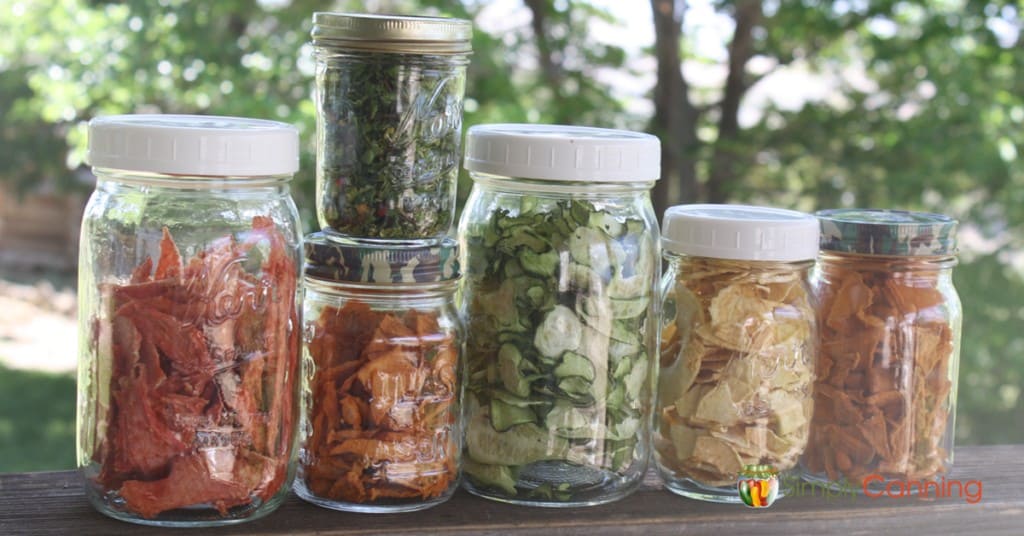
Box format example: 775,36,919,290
315,52,466,239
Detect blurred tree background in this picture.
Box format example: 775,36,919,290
0,0,1021,470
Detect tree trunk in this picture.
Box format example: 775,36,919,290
524,0,570,122
706,0,762,203
649,0,700,218
524,0,559,84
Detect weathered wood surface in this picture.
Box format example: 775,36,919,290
0,445,1019,535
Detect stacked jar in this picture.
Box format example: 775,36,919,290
296,12,471,513
295,235,463,512
78,115,303,526
802,209,962,491
458,124,662,506
311,12,471,244
654,205,819,503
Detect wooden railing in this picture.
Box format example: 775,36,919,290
1,445,1018,535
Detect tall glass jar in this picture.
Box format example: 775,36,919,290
78,115,303,526
311,12,471,243
802,209,961,491
295,234,463,513
458,124,662,507
654,204,819,503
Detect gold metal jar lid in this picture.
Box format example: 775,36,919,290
311,12,472,54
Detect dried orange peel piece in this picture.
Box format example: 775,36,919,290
303,302,459,504
803,260,954,483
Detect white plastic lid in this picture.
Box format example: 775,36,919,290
661,204,820,261
464,124,661,182
87,114,299,176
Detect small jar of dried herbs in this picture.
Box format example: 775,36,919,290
801,209,961,492
311,12,471,243
458,124,662,507
296,233,463,513
80,115,303,526
654,204,819,503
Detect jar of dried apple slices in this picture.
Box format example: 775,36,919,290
654,204,819,503
79,115,302,526
296,233,463,513
801,209,961,492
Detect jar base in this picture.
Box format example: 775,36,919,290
318,227,449,248
462,461,641,508
294,480,452,513
663,477,788,504
86,487,286,528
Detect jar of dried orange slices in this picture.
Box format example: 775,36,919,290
295,233,463,513
801,209,961,492
654,204,819,503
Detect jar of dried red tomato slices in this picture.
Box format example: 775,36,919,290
79,115,303,526
296,233,463,512
801,209,961,492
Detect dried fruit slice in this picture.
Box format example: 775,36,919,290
302,300,459,504
94,220,297,519
804,258,955,484
656,257,815,486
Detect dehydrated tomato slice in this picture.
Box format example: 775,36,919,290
154,227,183,280
94,219,298,518
109,364,186,479
120,453,251,519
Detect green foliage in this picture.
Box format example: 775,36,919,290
720,0,1024,445
0,365,76,472
0,0,630,228
1,0,322,225
954,253,1024,445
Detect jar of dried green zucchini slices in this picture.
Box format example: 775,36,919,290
458,124,661,507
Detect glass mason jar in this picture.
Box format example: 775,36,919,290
458,124,662,507
311,12,472,243
654,204,819,503
295,233,463,513
77,115,303,526
802,209,961,492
